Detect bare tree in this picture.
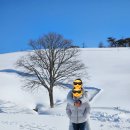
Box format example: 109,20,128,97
16,33,86,108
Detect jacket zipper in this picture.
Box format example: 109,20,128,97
77,107,78,123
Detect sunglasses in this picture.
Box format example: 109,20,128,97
72,90,82,94
73,82,82,85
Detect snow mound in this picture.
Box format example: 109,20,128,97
0,100,36,114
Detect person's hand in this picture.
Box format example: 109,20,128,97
74,100,81,107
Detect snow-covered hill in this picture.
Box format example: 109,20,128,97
80,48,130,108
0,48,130,130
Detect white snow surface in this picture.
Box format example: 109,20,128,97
0,48,130,130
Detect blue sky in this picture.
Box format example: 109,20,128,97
1,0,130,53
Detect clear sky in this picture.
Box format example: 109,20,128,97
1,0,130,53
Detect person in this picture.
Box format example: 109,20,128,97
66,79,91,130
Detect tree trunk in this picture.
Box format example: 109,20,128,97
49,88,54,108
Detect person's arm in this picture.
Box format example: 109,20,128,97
83,101,91,119
66,103,71,119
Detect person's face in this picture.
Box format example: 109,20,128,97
72,88,83,98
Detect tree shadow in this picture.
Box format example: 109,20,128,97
0,69,34,77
